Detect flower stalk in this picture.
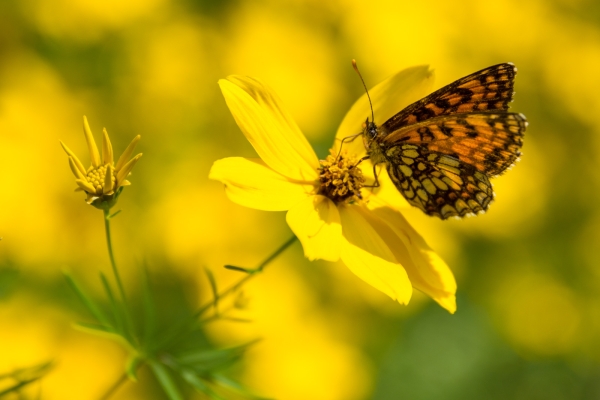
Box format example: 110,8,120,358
104,208,127,306
195,235,297,318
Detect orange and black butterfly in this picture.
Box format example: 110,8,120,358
360,62,527,219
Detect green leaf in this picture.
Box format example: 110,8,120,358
180,369,210,392
0,361,53,396
99,274,124,333
180,370,227,400
213,374,272,399
204,267,219,312
126,356,144,381
175,341,257,371
99,273,136,345
224,265,256,274
215,316,253,323
149,361,184,400
64,271,112,327
108,209,122,219
0,377,39,396
141,267,157,345
0,361,52,380
74,321,117,335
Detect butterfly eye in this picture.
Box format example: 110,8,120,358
368,122,378,139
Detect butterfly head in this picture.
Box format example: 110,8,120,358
364,118,379,140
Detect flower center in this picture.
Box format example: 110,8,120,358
318,152,365,204
86,164,115,194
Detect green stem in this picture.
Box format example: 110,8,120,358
103,209,127,305
155,236,297,350
194,235,297,318
98,372,128,400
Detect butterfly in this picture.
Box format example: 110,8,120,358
358,62,527,219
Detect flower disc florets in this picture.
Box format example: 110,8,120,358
86,165,116,195
318,152,365,204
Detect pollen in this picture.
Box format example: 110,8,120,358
318,152,365,204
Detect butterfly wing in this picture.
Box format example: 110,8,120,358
382,112,527,177
368,63,525,218
385,143,494,219
381,63,517,132
380,112,526,219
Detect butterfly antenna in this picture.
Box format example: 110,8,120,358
352,59,375,123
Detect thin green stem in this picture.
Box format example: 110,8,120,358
155,236,297,350
103,209,127,305
194,235,297,318
98,372,128,400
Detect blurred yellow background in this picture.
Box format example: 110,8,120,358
2,0,600,398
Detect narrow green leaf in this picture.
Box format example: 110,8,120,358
176,341,257,366
176,348,233,366
63,271,111,327
212,374,244,391
108,210,122,219
0,377,38,396
175,342,257,373
213,374,273,399
0,362,53,396
126,356,143,382
0,361,52,380
141,267,157,344
99,272,137,345
74,321,117,335
224,265,255,274
149,361,184,400
99,273,124,332
180,370,209,391
214,316,253,323
204,267,219,313
180,370,225,400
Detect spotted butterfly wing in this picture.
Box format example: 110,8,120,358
382,63,517,130
367,63,527,219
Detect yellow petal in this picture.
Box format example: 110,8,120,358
209,157,312,211
75,179,96,193
286,195,341,262
369,207,457,313
102,128,114,166
115,135,141,172
338,205,412,304
68,157,86,180
83,116,101,168
60,141,86,176
103,165,114,194
116,154,142,185
335,65,435,158
219,76,319,181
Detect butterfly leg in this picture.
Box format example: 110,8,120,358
361,162,381,189
353,155,369,167
335,133,363,160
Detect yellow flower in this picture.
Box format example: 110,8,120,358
209,69,457,313
61,116,142,209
